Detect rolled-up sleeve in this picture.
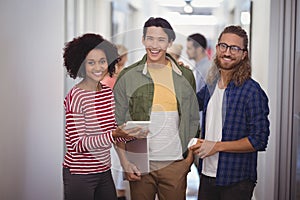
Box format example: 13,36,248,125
247,87,270,151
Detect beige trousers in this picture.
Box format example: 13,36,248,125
129,159,191,200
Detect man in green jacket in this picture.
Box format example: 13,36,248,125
114,17,199,200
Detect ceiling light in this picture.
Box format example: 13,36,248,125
155,0,186,7
240,11,251,25
166,14,218,25
191,0,223,8
184,2,193,13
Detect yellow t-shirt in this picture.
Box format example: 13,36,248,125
148,61,177,112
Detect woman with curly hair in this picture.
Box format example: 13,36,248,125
62,33,139,200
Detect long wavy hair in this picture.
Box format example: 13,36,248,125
207,26,251,86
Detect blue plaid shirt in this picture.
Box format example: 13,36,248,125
197,78,270,186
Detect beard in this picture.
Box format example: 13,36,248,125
215,55,242,71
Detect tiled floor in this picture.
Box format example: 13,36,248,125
186,164,200,200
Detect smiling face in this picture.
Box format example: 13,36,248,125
142,26,172,65
216,33,247,71
84,49,108,84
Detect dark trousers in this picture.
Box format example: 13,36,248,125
63,168,117,200
198,174,256,200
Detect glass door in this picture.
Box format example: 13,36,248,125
293,1,300,198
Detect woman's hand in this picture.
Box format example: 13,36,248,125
112,124,149,139
112,124,136,139
126,126,149,139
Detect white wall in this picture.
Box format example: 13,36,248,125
251,1,270,88
65,0,113,94
251,0,277,200
0,0,64,199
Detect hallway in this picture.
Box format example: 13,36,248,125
1,0,299,199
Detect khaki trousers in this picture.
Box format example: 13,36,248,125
129,159,191,200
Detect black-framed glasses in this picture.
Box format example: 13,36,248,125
217,43,245,54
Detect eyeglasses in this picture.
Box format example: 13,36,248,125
217,43,245,54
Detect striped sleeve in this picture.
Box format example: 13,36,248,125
64,88,115,153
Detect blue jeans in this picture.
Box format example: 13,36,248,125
63,168,117,200
198,174,256,200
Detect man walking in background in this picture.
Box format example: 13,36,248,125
186,33,211,92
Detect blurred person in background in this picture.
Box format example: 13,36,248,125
187,33,212,134
167,43,190,69
102,44,130,200
186,33,211,92
102,44,128,88
167,43,183,62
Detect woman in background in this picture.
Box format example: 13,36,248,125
167,43,183,62
102,44,128,88
167,43,190,69
102,44,130,200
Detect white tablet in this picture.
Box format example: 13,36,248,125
188,138,198,148
125,138,149,174
124,121,151,130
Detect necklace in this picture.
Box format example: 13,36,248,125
96,81,102,91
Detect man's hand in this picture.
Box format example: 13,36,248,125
184,148,194,166
122,161,142,181
189,139,217,158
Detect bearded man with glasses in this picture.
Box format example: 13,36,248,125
190,25,270,200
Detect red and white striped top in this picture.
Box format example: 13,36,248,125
63,85,125,174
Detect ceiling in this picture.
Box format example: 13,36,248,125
154,0,223,15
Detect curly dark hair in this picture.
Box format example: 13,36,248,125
63,33,119,79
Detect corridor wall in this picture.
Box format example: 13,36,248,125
0,0,64,199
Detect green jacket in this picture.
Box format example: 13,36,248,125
113,54,200,157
